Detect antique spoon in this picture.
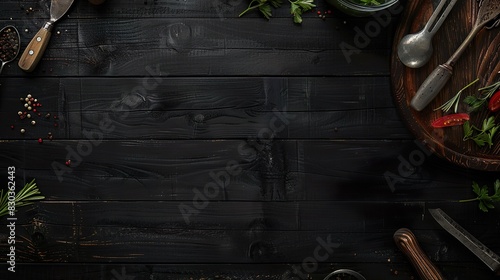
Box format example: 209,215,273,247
410,0,500,111
398,0,458,69
0,25,21,75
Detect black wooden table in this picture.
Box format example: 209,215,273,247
1,0,499,279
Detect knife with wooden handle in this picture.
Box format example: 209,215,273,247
394,228,444,280
18,0,74,72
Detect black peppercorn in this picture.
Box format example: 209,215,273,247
0,26,20,64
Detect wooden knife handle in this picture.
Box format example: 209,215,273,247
18,24,52,72
394,228,444,280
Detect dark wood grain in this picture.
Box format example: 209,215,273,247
391,0,500,171
1,0,500,279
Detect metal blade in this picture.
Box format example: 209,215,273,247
50,0,75,23
429,208,500,272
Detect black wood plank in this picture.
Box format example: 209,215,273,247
0,262,493,280
1,15,396,76
1,0,404,20
1,202,499,263
1,139,497,201
1,77,411,140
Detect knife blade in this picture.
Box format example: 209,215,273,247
429,208,500,274
18,0,75,72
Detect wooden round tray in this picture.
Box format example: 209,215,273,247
391,0,500,171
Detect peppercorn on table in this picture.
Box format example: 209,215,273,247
0,0,499,279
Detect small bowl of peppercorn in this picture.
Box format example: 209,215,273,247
0,25,21,74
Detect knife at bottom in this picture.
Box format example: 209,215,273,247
429,208,500,275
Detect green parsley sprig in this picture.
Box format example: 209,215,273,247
434,78,479,113
239,0,315,24
463,116,500,148
0,179,44,218
290,0,315,23
239,0,283,20
460,180,500,212
464,80,500,112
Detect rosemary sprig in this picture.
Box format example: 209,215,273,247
0,179,44,218
434,78,479,113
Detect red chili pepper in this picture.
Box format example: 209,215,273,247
431,113,470,128
488,90,500,112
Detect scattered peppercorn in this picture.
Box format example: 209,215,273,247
38,138,43,144
20,128,25,134
65,160,71,166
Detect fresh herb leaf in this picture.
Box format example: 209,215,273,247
460,180,500,212
289,0,315,24
239,0,277,20
464,80,500,112
462,116,500,148
435,78,479,113
463,120,473,139
260,3,273,19
240,0,314,23
0,179,44,218
270,0,283,8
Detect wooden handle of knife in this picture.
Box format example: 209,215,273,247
18,26,52,72
394,228,444,280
